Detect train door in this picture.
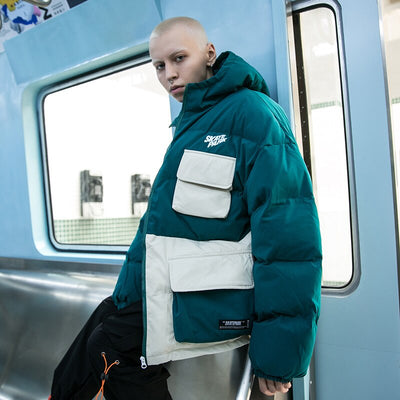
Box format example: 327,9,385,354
287,1,400,399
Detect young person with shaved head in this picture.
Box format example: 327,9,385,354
49,17,322,400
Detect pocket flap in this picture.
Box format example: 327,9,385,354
177,150,236,190
169,252,254,292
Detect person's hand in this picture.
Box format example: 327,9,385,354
258,377,291,396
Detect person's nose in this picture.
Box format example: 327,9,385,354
165,63,178,84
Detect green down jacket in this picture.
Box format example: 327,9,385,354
113,51,322,382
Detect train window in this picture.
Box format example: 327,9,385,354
289,4,354,287
41,60,172,249
381,1,400,254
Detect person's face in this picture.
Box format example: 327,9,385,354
150,25,216,102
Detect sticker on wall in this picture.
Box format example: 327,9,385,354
0,0,86,52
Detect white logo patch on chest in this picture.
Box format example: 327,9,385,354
204,134,227,148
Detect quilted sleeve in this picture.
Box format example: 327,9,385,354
244,136,322,382
112,215,145,310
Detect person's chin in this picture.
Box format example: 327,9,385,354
172,93,184,102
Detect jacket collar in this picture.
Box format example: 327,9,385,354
171,51,269,128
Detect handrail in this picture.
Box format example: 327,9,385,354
235,352,254,400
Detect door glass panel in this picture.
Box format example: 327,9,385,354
289,6,353,287
381,0,400,247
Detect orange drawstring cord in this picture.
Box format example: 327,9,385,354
94,352,120,400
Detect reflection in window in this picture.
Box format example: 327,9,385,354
42,62,172,246
289,6,353,287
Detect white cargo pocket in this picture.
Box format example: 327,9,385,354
169,252,254,292
168,238,254,343
172,150,236,218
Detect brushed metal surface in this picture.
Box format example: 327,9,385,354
0,258,259,400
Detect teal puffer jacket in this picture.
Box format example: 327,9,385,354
113,51,322,382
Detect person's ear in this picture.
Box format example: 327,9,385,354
206,43,217,67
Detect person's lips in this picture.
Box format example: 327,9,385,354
170,85,184,95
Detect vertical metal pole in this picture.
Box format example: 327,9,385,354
292,12,313,179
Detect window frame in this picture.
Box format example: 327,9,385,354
289,0,360,294
38,53,157,253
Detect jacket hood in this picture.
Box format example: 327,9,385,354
172,51,270,121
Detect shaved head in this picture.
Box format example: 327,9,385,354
150,17,209,49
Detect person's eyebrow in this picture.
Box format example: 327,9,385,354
166,49,188,61
152,48,188,64
170,48,187,55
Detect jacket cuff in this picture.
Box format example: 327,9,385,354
253,369,294,383
249,318,315,382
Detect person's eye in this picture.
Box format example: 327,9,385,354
155,63,165,71
175,55,185,63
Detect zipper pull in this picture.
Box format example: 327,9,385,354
140,355,148,369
